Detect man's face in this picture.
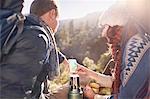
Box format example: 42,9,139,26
48,9,59,33
41,9,59,33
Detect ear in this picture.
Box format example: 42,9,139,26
49,9,56,19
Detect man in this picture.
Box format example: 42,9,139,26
0,0,64,99
30,0,69,67
77,0,150,99
30,0,71,96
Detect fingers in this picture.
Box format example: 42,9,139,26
76,69,87,76
85,85,93,91
76,64,83,71
84,85,95,99
77,64,87,72
76,65,85,73
84,85,92,95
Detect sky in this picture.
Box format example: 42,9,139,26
22,0,117,20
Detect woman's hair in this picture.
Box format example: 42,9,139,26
104,25,123,95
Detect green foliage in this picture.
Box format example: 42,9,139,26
82,57,97,71
55,13,107,63
47,63,69,93
97,51,111,72
82,51,111,73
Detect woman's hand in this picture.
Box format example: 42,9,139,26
77,64,113,88
76,64,92,76
76,64,93,86
84,85,95,99
62,59,70,73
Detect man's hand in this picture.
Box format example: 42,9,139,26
62,59,70,73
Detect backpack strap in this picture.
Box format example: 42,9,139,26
1,13,25,61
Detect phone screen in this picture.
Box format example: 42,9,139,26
68,59,77,73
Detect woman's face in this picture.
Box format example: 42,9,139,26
145,0,150,31
127,0,149,25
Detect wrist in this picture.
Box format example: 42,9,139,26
88,93,95,99
94,94,98,99
88,71,98,80
88,70,94,79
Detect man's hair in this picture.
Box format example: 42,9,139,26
30,0,58,17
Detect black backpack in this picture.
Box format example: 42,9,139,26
0,13,25,61
0,13,52,98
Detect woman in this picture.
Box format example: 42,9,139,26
77,0,150,99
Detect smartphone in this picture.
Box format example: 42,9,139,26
68,59,78,73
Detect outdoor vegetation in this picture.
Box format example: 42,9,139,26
49,12,113,95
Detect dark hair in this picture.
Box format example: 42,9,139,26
30,0,58,17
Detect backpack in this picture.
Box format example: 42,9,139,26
0,13,53,98
0,13,25,61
